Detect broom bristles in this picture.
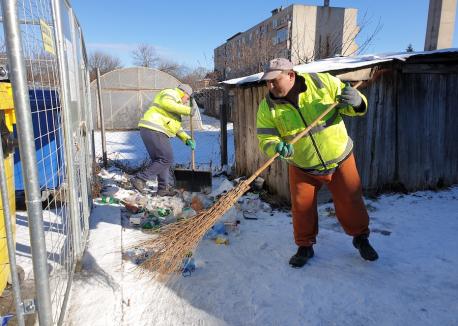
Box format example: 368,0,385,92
136,180,252,277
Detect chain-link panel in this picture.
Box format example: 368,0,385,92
0,0,92,324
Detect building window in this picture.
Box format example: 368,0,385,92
275,27,288,44
272,19,278,28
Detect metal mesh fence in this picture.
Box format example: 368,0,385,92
0,0,92,324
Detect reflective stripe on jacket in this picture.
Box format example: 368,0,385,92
138,87,191,142
256,72,367,171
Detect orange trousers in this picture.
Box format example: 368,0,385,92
289,153,369,246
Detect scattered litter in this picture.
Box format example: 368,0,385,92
224,220,241,235
140,217,160,230
124,202,142,213
129,211,146,225
209,179,234,198
96,195,121,204
237,194,272,219
182,253,196,277
99,168,115,179
123,248,152,265
151,208,172,217
177,207,196,220
205,222,226,240
214,235,229,245
251,177,265,191
191,196,204,212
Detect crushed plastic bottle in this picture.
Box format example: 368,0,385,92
141,216,160,229
97,195,120,204
182,252,195,277
155,208,171,217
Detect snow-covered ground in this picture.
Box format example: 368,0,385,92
64,114,458,326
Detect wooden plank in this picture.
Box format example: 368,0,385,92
402,64,458,74
444,74,458,185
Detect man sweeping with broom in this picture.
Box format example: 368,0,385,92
256,58,379,268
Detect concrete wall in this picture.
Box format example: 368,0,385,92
290,5,317,64
425,0,457,50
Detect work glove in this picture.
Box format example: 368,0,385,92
185,139,196,150
337,83,362,108
275,141,294,158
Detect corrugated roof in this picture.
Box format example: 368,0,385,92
222,48,458,85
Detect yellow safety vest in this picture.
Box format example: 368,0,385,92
256,72,367,171
138,87,191,141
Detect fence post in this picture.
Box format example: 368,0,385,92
220,87,228,167
1,1,53,324
0,128,25,326
96,68,108,168
51,0,82,258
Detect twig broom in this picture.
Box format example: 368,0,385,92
137,81,363,277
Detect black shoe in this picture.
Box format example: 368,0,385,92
156,187,178,197
130,177,146,193
289,246,314,268
353,235,379,261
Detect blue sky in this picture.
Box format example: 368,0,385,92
73,0,458,69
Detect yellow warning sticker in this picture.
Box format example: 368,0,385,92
39,19,55,55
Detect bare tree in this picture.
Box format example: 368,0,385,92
131,44,160,68
219,27,279,79
88,50,123,81
290,10,382,64
157,59,184,78
179,66,209,91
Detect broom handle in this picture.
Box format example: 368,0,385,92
190,99,195,171
246,81,363,184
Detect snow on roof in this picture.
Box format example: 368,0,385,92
222,48,458,85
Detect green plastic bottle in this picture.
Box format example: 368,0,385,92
98,196,120,204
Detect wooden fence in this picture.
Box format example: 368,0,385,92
194,87,234,122
231,63,458,202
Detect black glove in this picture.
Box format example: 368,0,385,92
337,83,363,109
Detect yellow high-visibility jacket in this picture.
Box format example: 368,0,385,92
256,72,367,172
138,87,191,142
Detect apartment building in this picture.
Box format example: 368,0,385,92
214,3,359,80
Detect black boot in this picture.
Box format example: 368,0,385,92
130,177,147,193
156,186,178,197
289,246,314,268
353,235,379,261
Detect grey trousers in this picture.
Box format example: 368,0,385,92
136,128,173,190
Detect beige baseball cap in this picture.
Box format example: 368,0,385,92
260,58,294,81
177,83,193,96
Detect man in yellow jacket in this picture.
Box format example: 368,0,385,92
256,58,378,268
131,84,195,196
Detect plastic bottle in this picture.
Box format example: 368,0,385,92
182,252,196,277
141,216,160,229
98,195,120,204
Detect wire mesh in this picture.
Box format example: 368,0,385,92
0,0,92,324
